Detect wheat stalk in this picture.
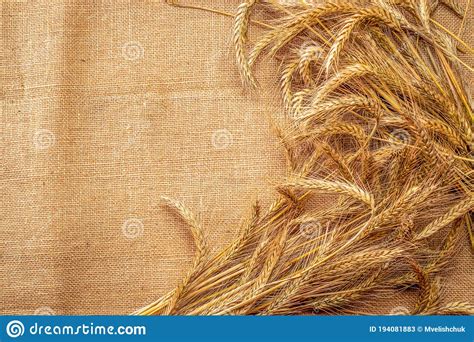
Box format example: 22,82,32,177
135,0,474,316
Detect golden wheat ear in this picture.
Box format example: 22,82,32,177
234,0,259,87
140,0,474,316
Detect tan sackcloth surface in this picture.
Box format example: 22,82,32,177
1,0,473,315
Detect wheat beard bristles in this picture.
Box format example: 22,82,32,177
324,7,403,73
136,0,474,316
234,0,259,86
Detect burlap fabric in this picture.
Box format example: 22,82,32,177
1,0,472,315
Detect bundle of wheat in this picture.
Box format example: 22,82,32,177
135,0,473,315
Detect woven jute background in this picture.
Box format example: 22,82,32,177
1,0,473,315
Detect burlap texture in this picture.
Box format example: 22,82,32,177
1,0,473,315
